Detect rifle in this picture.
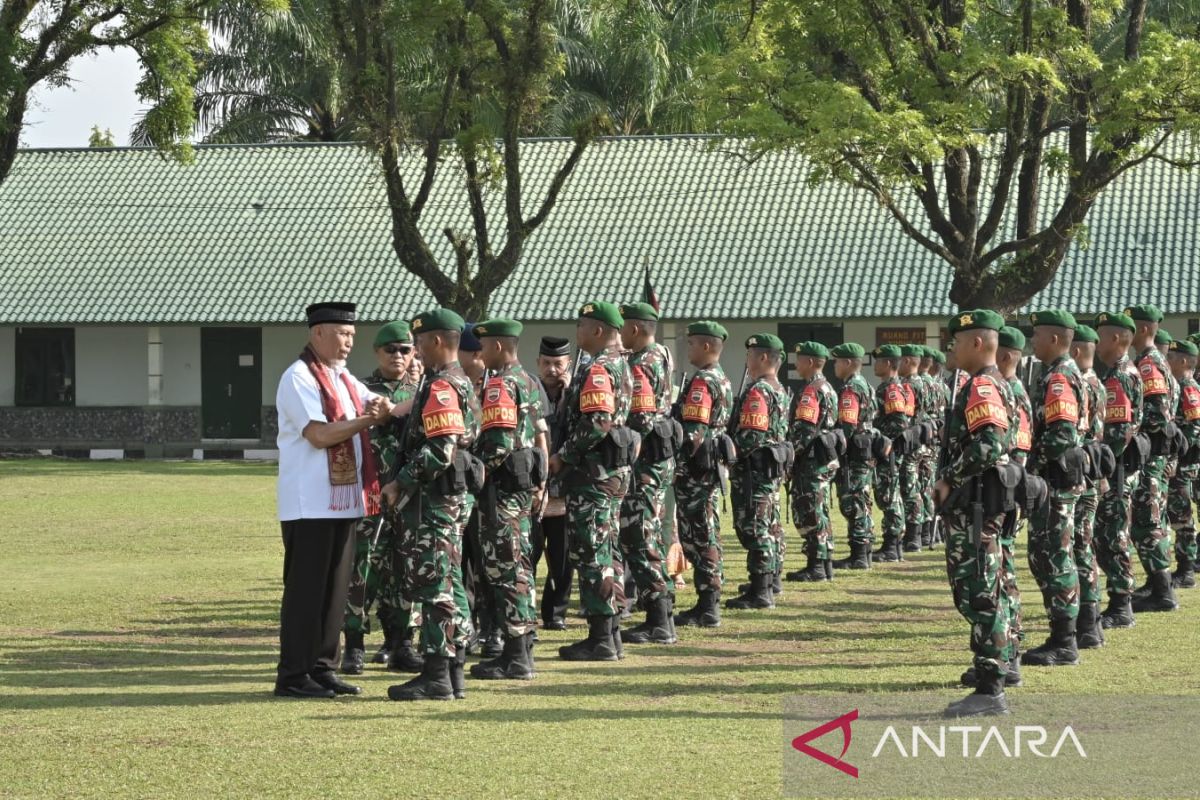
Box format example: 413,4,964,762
972,474,986,583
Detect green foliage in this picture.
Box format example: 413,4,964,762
87,125,116,147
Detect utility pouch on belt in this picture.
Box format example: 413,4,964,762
1124,433,1151,472
1045,447,1088,490
600,427,640,469
497,448,542,492
848,431,875,461
436,449,486,495
751,442,795,480
1082,441,1116,481
641,417,685,463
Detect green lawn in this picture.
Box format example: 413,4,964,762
0,460,1197,799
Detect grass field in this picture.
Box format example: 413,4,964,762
1,459,1198,799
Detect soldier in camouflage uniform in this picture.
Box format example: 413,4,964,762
1021,311,1086,667
784,341,840,583
726,333,791,610
550,302,634,661
1167,338,1200,589
617,302,678,644
898,344,931,552
920,346,948,547
995,328,1028,657
383,308,481,702
1069,325,1107,648
468,319,547,680
1126,305,1179,613
340,321,420,675
872,344,911,562
672,321,734,628
831,343,880,570
1093,312,1143,629
935,310,1018,718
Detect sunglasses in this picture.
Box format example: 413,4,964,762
382,344,414,355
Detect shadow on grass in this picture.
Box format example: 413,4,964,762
0,459,275,478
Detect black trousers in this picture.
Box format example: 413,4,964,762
277,518,356,686
530,514,573,624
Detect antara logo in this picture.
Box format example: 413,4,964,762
791,709,858,778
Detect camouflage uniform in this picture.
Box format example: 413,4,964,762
941,365,1019,683
674,365,734,594
619,342,675,606
392,363,481,658
559,346,633,618
912,372,940,534
1075,367,1107,606
788,373,840,561
1170,374,1200,569
836,372,878,548
901,373,930,535
1132,347,1173,575
873,375,912,551
1002,374,1031,644
473,364,542,638
1095,356,1142,599
729,377,790,577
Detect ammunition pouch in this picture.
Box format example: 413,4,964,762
599,426,640,469
495,447,547,493
1123,433,1152,472
892,426,923,457
918,420,938,448
847,430,875,461
1149,422,1178,457
1045,446,1088,490
640,417,685,464
945,461,1040,517
871,431,892,461
435,449,486,495
749,442,795,481
1082,440,1116,481
804,429,846,466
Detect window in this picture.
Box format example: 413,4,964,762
16,328,75,406
777,323,844,389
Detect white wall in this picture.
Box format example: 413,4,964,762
0,327,14,405
75,327,148,405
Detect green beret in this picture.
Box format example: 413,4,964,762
1155,329,1173,346
931,349,946,364
794,340,830,359
578,301,623,329
948,309,1006,335
619,302,659,322
1073,324,1099,344
830,343,866,359
1189,333,1200,345
899,344,925,358
1029,309,1077,330
474,317,523,338
919,346,937,360
874,344,902,359
687,320,728,340
998,326,1026,351
411,307,465,334
1095,311,1135,333
373,320,412,348
1124,304,1164,323
746,333,785,355
1171,339,1199,356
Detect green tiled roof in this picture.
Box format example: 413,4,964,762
0,135,1195,324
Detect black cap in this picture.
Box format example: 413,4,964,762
306,302,356,327
539,336,570,357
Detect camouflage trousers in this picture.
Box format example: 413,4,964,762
873,456,905,541
1026,485,1082,622
1095,472,1137,597
566,469,631,618
836,460,875,547
1132,457,1172,574
673,471,724,593
479,486,537,637
1168,468,1197,564
791,466,835,560
999,510,1024,643
900,449,928,527
917,446,937,527
343,512,403,637
943,506,1016,680
1073,485,1102,605
618,458,674,605
731,467,783,576
411,491,473,658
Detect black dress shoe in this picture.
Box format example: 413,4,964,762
273,678,335,699
312,673,362,696
543,619,566,631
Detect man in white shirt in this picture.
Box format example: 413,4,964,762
274,302,393,699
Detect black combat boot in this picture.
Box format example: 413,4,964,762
481,625,504,659
622,597,677,644
945,669,1009,718
471,632,535,680
875,532,900,562
773,567,785,596
786,550,826,582
558,616,619,662
725,573,775,609
387,654,454,701
666,596,678,641
388,637,425,673
1075,602,1105,649
371,631,393,666
920,521,933,548
903,523,922,553
833,542,869,570
1021,617,1080,667
960,655,1023,688
1131,570,1179,612
1100,593,1136,629
824,558,834,581
450,648,466,699
1172,553,1196,589
611,616,625,660
340,630,365,676
675,590,721,628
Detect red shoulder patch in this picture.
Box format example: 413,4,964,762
423,379,466,437
839,387,861,426
481,376,517,431
794,384,820,424
579,364,616,414
1183,385,1200,422
965,376,1009,433
681,377,713,424
1139,356,1168,397
630,364,656,413
1016,405,1032,451
739,387,770,431
1104,376,1133,424
1043,373,1080,424
883,383,908,415
901,384,917,417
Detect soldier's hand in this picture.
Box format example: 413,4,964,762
373,398,395,423
533,485,548,518
933,479,950,509
549,454,564,476
381,481,401,507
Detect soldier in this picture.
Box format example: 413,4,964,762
1093,312,1142,629
1126,304,1179,613
469,318,547,680
871,344,910,562
617,302,678,644
550,302,634,661
1069,325,1107,648
935,310,1018,718
831,343,880,570
1167,338,1200,589
994,327,1028,664
383,308,481,701
920,346,948,547
899,344,931,553
672,321,734,628
341,321,420,676
1021,311,1086,668
784,341,840,582
725,334,791,610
